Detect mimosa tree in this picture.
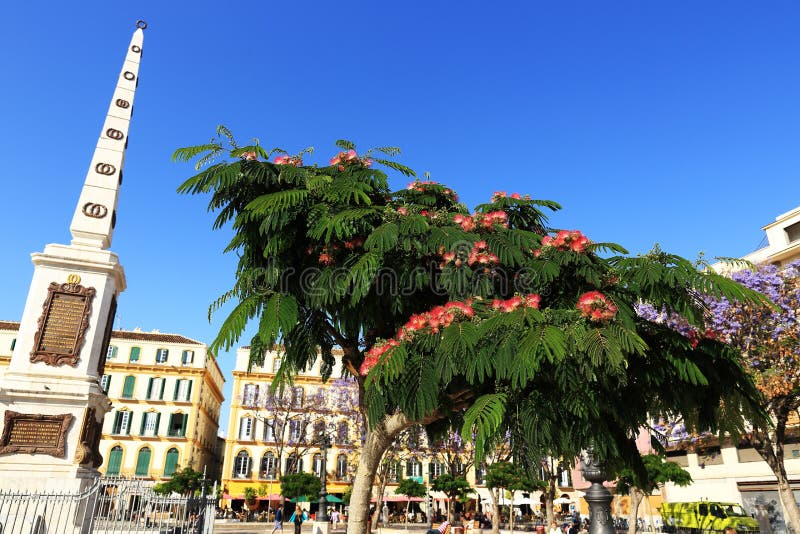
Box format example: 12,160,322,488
176,127,768,534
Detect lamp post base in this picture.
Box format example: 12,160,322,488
314,520,331,534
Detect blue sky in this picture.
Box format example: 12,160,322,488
1,1,798,434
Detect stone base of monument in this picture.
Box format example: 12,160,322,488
314,520,332,534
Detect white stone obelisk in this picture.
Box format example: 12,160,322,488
0,22,145,495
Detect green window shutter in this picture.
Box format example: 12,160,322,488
185,380,193,401
154,413,161,436
173,380,180,401
10,338,16,351
135,448,152,476
146,378,153,399
122,376,135,398
112,412,121,434
180,414,187,437
140,413,146,435
107,447,123,475
164,448,179,477
129,346,140,362
168,414,175,435
159,379,165,400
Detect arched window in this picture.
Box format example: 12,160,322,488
164,448,179,477
135,447,152,477
242,384,259,406
234,451,251,479
107,446,123,475
260,452,277,480
336,454,348,480
313,453,323,477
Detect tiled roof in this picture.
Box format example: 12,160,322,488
111,330,204,345
0,321,20,331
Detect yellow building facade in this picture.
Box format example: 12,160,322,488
0,322,225,481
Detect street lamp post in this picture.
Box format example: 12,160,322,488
580,448,614,534
318,431,331,523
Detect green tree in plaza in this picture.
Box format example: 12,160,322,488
280,472,322,501
486,461,543,534
152,466,209,496
615,454,692,534
395,478,427,528
176,128,769,534
431,473,473,523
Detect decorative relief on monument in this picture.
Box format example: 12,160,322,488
131,45,141,53
74,408,103,467
123,71,136,81
115,98,130,109
95,163,116,176
0,411,74,457
82,202,108,219
30,275,95,367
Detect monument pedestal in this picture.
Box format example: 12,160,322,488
314,520,332,534
0,244,124,491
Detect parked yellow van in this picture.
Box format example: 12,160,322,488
660,502,759,533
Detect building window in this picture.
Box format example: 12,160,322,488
260,452,277,479
406,458,422,479
234,451,251,479
155,348,169,363
429,460,444,481
558,467,571,487
107,446,123,475
121,376,136,399
146,377,166,400
112,411,131,435
135,447,152,477
263,420,276,442
181,350,195,365
239,417,254,441
140,412,160,437
164,448,179,477
388,461,399,483
337,421,349,445
129,346,140,362
10,338,16,351
174,379,193,402
291,387,304,409
100,374,111,394
285,454,303,474
452,459,464,477
474,464,486,485
242,384,259,407
786,221,800,243
288,420,304,442
337,454,348,480
272,357,281,373
106,345,118,360
313,453,323,477
168,413,187,437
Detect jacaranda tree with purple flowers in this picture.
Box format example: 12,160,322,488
710,261,800,532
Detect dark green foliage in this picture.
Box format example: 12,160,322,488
395,478,427,499
431,473,473,502
486,461,544,493
615,454,692,496
280,472,322,501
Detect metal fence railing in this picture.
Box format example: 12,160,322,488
0,475,217,534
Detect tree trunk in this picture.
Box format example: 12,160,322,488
346,413,411,534
627,488,644,534
509,495,515,534
753,399,800,534
371,464,390,527
544,476,556,526
490,488,500,534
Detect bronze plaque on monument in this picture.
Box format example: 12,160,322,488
30,278,95,367
0,411,74,457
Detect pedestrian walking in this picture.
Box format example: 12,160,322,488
289,505,305,534
271,507,284,534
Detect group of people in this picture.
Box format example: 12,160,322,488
271,505,344,534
